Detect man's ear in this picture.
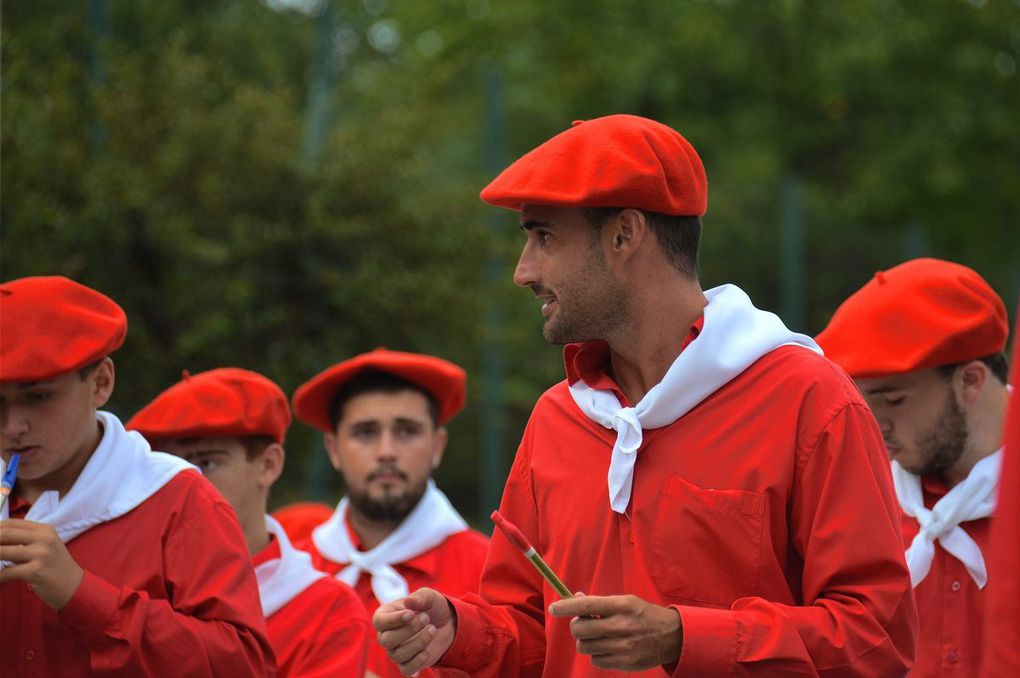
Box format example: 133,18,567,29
957,359,989,406
91,358,116,409
430,426,448,471
259,443,285,489
323,431,344,473
608,208,649,257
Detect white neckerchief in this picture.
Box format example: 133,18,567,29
1,412,194,567
568,283,822,513
311,480,468,603
256,515,328,617
892,449,1002,589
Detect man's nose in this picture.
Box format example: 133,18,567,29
512,242,536,289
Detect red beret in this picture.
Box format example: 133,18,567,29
0,276,127,383
817,258,1009,379
293,348,467,433
480,114,707,216
127,368,292,444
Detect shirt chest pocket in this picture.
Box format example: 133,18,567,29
650,475,767,607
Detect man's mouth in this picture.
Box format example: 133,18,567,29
369,469,407,483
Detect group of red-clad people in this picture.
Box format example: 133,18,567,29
1,114,1017,677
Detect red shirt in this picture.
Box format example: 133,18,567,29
0,471,274,677
296,514,489,678
982,383,1019,678
253,537,371,678
438,343,917,677
901,477,992,676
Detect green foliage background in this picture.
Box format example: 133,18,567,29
3,0,1018,524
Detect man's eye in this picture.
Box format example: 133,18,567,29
196,458,219,471
885,396,905,406
25,392,51,403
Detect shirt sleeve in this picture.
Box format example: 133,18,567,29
58,480,276,677
435,436,548,678
287,583,372,678
673,402,918,676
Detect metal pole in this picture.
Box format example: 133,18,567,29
779,175,806,330
300,2,337,169
480,65,507,524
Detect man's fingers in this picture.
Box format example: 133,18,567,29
374,607,417,632
0,543,36,564
402,588,440,612
377,612,431,649
389,623,438,665
549,594,619,618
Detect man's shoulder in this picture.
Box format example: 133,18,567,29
294,574,368,617
440,527,490,553
746,344,866,407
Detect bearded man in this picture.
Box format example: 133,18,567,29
818,257,1011,677
289,349,489,678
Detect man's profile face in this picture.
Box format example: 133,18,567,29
325,389,446,523
158,436,266,524
857,367,968,477
0,360,113,490
513,204,628,345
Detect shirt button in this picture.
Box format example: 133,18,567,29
947,649,958,663
950,580,962,592
25,650,36,661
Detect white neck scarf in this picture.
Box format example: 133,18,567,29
892,449,1002,589
256,515,328,617
568,284,822,513
1,411,194,543
311,479,468,603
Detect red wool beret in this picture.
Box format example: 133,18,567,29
480,114,708,216
817,258,1009,378
0,276,128,383
127,368,292,444
293,348,467,433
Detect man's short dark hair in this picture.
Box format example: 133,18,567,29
77,358,104,381
329,370,441,431
583,207,702,279
239,435,276,461
936,352,1010,384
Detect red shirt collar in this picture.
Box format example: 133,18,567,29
563,316,704,407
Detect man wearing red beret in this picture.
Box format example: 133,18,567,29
288,348,489,678
0,276,274,676
373,115,918,676
127,367,372,678
818,258,1011,677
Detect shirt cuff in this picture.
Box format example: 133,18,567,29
58,570,122,645
437,596,497,673
670,604,739,676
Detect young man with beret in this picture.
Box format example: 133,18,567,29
0,276,274,676
289,348,489,678
817,258,1011,677
373,115,918,677
127,367,372,678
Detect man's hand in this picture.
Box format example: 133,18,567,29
373,587,456,676
0,519,85,610
549,593,683,671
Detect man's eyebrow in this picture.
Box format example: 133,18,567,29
863,385,905,396
520,220,550,231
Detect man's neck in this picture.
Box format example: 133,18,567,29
347,507,400,551
244,509,272,557
941,382,1009,489
606,284,707,405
